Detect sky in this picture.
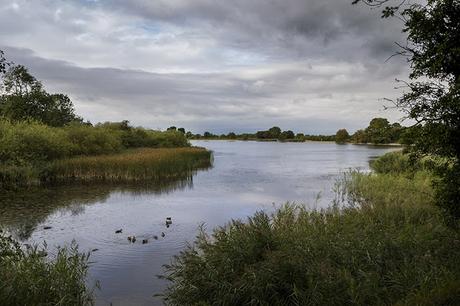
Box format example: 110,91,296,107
0,0,410,134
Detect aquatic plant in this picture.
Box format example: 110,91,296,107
161,170,460,305
48,147,212,183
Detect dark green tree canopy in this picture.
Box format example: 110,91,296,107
335,129,350,143
0,54,81,127
354,0,460,219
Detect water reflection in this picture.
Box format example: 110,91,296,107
0,171,208,241
0,141,398,306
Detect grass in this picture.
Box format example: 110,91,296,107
48,147,212,183
161,162,460,305
0,117,212,189
0,231,95,306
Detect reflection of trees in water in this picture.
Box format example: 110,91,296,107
0,168,209,240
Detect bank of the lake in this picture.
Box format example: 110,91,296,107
0,119,212,189
0,140,398,305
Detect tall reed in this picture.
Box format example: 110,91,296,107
161,170,460,305
48,147,212,183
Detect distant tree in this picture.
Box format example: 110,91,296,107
227,132,237,139
296,133,305,139
335,129,350,143
268,126,281,138
279,130,295,140
203,131,212,138
167,126,177,131
177,127,185,134
185,131,193,138
0,62,81,126
351,129,369,143
256,130,269,139
365,118,391,144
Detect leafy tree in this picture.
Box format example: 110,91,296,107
335,129,350,143
203,131,212,138
351,129,369,143
279,130,295,140
0,56,81,127
366,118,391,144
177,127,185,134
268,126,281,138
167,126,177,131
353,0,460,219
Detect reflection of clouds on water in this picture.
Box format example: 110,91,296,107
1,141,396,306
0,170,209,241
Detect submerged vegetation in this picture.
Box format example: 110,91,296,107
161,152,460,305
0,231,95,306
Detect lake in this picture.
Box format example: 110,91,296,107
0,140,398,305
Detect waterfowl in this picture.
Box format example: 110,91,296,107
43,226,52,230
153,235,158,240
115,229,123,234
128,236,136,243
161,232,165,237
142,239,148,244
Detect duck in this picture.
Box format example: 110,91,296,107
153,235,158,240
128,236,136,243
115,229,123,234
161,232,165,238
142,239,148,244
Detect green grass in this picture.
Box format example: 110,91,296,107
0,231,95,306
161,169,460,305
0,119,212,189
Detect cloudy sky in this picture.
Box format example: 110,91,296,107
0,0,409,134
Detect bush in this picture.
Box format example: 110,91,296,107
0,120,71,165
64,123,123,156
161,171,460,305
0,231,95,305
370,151,454,176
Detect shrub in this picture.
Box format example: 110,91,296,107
0,119,72,164
0,231,95,306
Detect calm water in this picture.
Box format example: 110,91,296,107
0,141,397,305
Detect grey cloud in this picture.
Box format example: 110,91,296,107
0,0,411,134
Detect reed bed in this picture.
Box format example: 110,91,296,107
49,147,212,183
161,168,460,305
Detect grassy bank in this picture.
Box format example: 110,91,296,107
0,119,212,189
0,231,95,306
161,153,460,305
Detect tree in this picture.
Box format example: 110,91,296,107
177,127,185,134
279,130,295,140
366,118,390,144
353,0,460,219
167,126,177,131
0,55,81,127
335,129,350,143
268,126,281,138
